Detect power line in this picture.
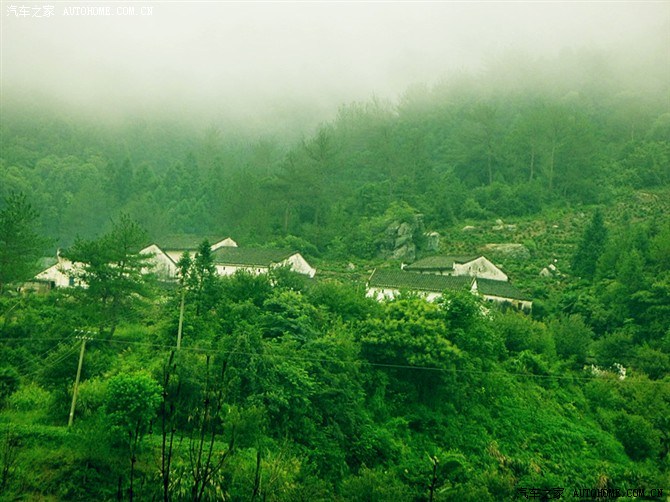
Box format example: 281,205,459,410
3,335,666,386
19,342,80,379
7,343,71,373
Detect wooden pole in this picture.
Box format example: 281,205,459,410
68,333,90,427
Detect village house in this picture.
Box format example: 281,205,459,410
212,247,316,278
472,277,533,310
403,255,509,282
21,257,70,292
367,255,532,310
366,269,474,302
157,235,238,263
29,236,239,289
139,236,238,281
31,253,84,290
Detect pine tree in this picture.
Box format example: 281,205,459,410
0,193,49,294
571,210,608,279
64,214,153,336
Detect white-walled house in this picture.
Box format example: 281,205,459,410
404,255,509,282
472,278,533,311
33,254,83,289
212,247,316,278
29,236,243,290
159,235,238,264
138,244,179,281
366,268,531,310
366,269,474,302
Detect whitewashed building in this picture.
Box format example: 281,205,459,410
213,247,316,278
139,244,179,281
366,268,531,310
404,255,509,282
158,235,238,263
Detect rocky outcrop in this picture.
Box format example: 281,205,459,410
483,243,531,261
379,215,426,262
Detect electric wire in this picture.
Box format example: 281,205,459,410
8,342,72,373
18,342,80,379
2,335,667,386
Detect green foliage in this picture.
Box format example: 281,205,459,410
187,239,220,316
104,372,161,443
0,367,20,406
339,466,413,501
550,314,593,367
612,412,660,461
572,210,608,279
1,68,669,498
64,214,154,336
496,311,554,357
0,192,49,293
8,383,52,413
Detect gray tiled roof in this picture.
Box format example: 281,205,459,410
212,247,295,267
404,255,480,271
368,269,474,292
476,278,531,301
158,235,229,251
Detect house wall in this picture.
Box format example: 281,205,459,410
35,260,80,288
280,254,316,278
165,250,189,264
365,287,441,302
140,244,178,280
480,293,532,311
210,238,238,251
215,253,315,278
453,257,508,281
366,287,398,301
215,265,269,276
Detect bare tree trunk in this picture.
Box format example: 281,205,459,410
428,455,439,502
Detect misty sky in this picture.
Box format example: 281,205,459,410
2,1,669,127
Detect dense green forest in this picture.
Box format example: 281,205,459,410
1,52,670,500
2,51,668,251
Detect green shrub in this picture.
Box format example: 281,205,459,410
8,383,52,413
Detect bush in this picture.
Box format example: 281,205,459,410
0,367,20,406
613,412,660,461
104,372,161,444
8,383,52,413
75,378,107,419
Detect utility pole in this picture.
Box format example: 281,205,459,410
176,287,185,350
68,329,94,427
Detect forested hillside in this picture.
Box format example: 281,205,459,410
2,52,668,251
1,50,669,500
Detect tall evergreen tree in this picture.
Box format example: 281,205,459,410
64,214,153,336
571,210,608,279
0,193,49,294
189,240,219,316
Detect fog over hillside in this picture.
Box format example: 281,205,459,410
2,1,669,134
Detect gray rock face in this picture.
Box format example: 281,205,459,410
379,216,423,261
392,242,416,262
483,243,531,261
424,232,440,251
